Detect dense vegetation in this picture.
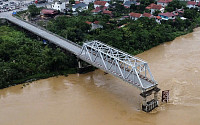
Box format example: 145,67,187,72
0,25,77,89
45,7,200,55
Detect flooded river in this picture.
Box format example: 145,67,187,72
1,28,200,125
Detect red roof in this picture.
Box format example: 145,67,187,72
85,21,92,25
143,13,153,18
129,12,142,18
91,7,101,13
146,3,162,10
41,9,58,15
187,1,196,5
159,12,174,17
94,1,107,6
93,21,99,24
157,0,172,3
103,10,112,15
75,1,80,4
152,4,162,10
156,16,162,19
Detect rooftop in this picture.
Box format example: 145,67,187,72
143,13,153,18
159,12,174,17
94,1,107,6
41,9,58,15
129,12,142,18
157,0,172,3
146,3,162,10
72,3,87,8
187,1,196,5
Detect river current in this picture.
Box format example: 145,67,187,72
1,28,200,125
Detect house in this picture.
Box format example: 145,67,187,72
156,16,162,24
142,13,153,18
92,21,103,30
41,9,58,16
91,6,107,14
172,9,184,17
158,12,175,20
102,10,112,16
83,0,95,4
52,1,66,13
174,9,184,17
187,1,196,8
72,3,88,12
123,1,136,8
91,7,102,14
85,21,103,30
129,12,142,20
146,3,163,14
157,0,172,7
94,1,109,8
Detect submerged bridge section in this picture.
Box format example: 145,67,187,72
0,13,160,112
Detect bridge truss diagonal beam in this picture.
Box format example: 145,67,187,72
79,40,158,91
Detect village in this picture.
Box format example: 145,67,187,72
35,0,200,24
2,0,197,56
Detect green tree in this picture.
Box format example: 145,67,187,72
28,4,40,17
165,0,186,12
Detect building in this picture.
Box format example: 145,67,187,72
158,12,175,20
91,6,107,14
41,9,58,16
102,10,112,16
157,0,172,7
85,21,103,30
146,3,163,14
123,1,136,8
156,16,162,24
142,13,153,18
72,3,88,12
129,12,142,20
94,1,109,8
186,1,196,8
83,0,94,4
52,1,66,13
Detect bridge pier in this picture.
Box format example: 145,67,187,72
141,87,160,112
78,59,82,69
77,58,95,74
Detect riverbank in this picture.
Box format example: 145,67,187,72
0,25,78,89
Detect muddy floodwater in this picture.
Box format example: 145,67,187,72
1,28,200,125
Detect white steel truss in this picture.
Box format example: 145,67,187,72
79,41,157,91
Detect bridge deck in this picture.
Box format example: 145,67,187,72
0,12,157,91
0,13,81,55
79,53,156,90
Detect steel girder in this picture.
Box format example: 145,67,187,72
79,41,157,91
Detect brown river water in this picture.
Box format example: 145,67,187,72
1,28,200,125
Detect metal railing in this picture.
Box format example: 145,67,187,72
11,15,82,48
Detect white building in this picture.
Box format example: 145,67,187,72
186,1,196,8
72,3,88,12
83,0,95,4
94,1,109,8
52,1,66,13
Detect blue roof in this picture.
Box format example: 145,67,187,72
72,3,87,9
124,1,136,6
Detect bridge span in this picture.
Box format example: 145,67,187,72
0,12,160,112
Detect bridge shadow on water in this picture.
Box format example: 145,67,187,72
66,69,144,111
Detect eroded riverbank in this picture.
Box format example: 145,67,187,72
1,28,200,125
